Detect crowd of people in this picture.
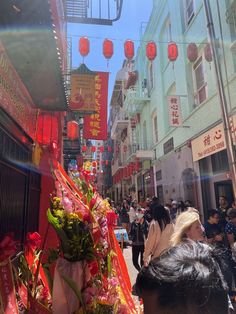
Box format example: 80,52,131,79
110,195,236,313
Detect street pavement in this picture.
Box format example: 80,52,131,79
122,244,138,286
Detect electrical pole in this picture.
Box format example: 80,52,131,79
203,0,236,199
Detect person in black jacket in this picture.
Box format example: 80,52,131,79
130,212,148,271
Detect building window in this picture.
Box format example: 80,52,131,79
160,17,172,70
193,56,207,105
185,0,195,26
211,150,229,174
142,121,147,150
152,114,158,143
148,62,154,93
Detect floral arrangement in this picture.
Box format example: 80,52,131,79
47,160,131,313
0,232,52,313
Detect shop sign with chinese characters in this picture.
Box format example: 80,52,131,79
167,96,182,127
0,43,36,140
191,124,225,162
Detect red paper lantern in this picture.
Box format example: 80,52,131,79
79,37,90,57
37,113,58,146
99,146,104,153
91,146,96,152
103,39,114,59
187,43,198,62
82,145,87,152
204,43,212,62
168,42,178,62
67,120,79,140
146,41,157,61
124,40,134,60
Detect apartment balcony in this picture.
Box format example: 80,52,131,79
124,87,150,116
111,158,123,176
65,0,123,25
127,143,154,160
226,0,236,24
111,112,129,140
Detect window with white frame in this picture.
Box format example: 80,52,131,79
152,114,158,143
161,17,172,66
193,56,207,105
142,121,147,150
185,0,195,26
148,62,154,93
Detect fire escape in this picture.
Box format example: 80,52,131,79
65,0,123,25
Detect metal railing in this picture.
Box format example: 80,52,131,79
65,0,123,25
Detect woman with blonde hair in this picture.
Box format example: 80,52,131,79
171,210,204,246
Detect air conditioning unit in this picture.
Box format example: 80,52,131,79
230,40,236,53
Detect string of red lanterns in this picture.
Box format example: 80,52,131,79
81,145,113,153
78,36,212,64
113,159,140,184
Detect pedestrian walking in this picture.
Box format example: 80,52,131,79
136,241,228,314
120,199,130,233
129,212,148,271
170,210,204,246
143,204,173,266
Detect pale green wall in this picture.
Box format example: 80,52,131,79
132,0,236,159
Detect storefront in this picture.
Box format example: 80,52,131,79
191,121,236,217
0,45,40,242
0,1,68,247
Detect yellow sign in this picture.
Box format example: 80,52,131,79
70,72,96,113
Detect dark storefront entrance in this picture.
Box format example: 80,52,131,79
0,110,41,244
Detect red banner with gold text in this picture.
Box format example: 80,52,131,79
0,258,19,314
83,72,108,140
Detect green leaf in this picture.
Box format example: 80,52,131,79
62,274,86,313
42,265,53,295
47,209,70,252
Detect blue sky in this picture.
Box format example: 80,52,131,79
67,0,153,105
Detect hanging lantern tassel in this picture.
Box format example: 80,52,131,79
103,39,114,67
168,42,178,69
124,40,134,62
79,37,90,62
146,41,157,62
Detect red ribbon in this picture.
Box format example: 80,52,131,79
0,258,19,314
108,229,137,313
28,295,52,314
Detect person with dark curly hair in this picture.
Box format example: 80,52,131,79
136,241,228,314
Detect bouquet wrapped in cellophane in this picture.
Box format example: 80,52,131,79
47,161,135,314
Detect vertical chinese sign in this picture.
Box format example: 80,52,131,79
69,64,96,114
167,95,182,127
83,72,109,140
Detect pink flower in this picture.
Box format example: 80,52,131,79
62,196,73,213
